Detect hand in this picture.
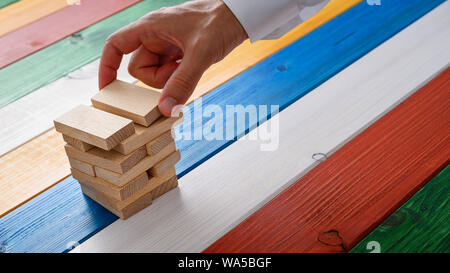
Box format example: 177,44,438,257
98,0,248,116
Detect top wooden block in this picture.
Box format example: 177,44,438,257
92,80,162,127
54,105,135,151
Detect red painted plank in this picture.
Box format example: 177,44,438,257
0,0,141,69
205,68,450,253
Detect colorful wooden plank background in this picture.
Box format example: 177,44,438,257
0,0,142,68
0,0,68,37
205,68,450,252
352,165,449,253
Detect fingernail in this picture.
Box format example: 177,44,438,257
159,96,181,117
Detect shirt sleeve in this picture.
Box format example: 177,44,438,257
222,0,330,42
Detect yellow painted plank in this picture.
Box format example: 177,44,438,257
0,0,69,37
0,0,360,217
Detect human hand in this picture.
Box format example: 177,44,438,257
98,0,248,116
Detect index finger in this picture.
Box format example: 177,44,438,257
99,22,143,89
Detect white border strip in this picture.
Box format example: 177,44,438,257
76,2,450,252
0,54,134,156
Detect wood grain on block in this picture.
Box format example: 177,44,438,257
54,105,135,150
146,130,173,156
0,0,141,69
92,80,161,126
72,168,148,201
80,183,152,220
64,144,147,174
63,135,94,152
151,176,178,200
95,142,176,186
205,68,450,253
80,169,176,219
0,0,68,38
149,150,180,177
114,116,181,155
68,158,95,177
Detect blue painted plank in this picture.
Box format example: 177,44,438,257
0,177,117,253
0,0,444,253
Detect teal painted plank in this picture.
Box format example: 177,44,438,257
0,0,185,109
0,0,445,253
351,165,450,253
0,0,18,9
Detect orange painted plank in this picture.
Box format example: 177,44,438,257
0,0,360,217
0,130,70,216
0,0,68,38
0,0,141,69
205,68,450,253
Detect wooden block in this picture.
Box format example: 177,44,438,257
80,169,176,219
65,144,147,174
95,142,176,186
92,80,161,127
63,134,94,152
68,158,95,177
72,168,149,201
149,150,180,177
80,183,152,220
146,130,174,156
114,115,182,155
54,105,135,150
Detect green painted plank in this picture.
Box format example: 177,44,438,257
0,0,185,109
0,0,18,9
351,165,450,253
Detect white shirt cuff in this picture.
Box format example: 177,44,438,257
223,0,330,42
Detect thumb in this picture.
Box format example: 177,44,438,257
158,52,207,117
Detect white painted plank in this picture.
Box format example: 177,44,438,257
0,54,134,156
75,2,450,253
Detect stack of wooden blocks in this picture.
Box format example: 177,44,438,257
54,80,182,219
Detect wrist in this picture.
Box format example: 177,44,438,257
215,0,248,43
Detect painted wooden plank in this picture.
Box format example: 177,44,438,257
0,0,141,69
0,0,445,252
351,166,450,253
0,0,185,109
0,0,18,9
0,0,68,38
0,0,360,218
205,69,450,253
0,176,119,253
73,3,450,252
